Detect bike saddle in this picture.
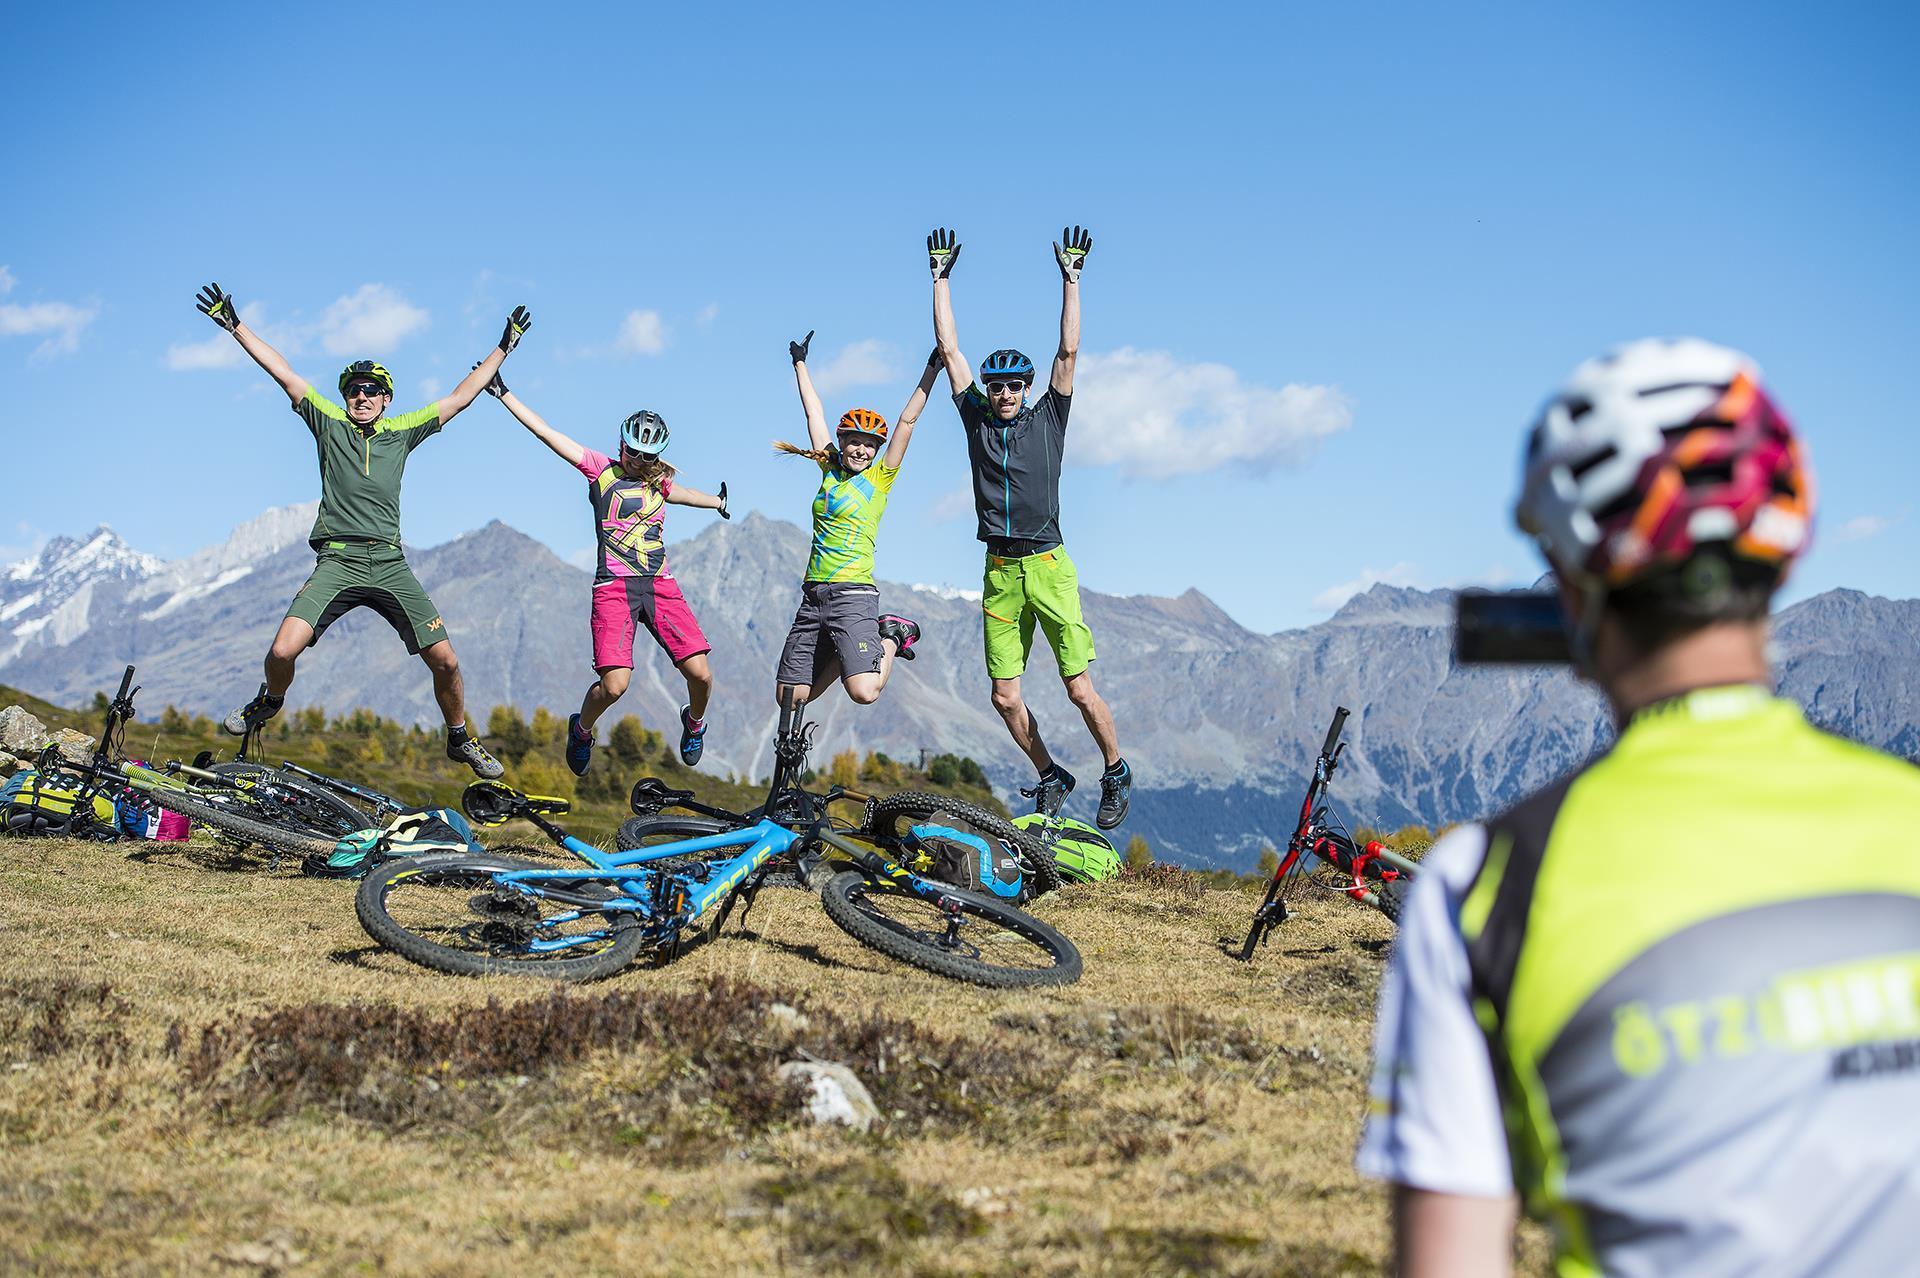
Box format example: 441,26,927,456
630,776,694,814
462,779,526,826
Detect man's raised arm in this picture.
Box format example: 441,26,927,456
195,282,308,404
1051,226,1090,397
928,228,972,394
437,306,532,425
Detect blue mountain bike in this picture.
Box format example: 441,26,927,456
354,694,1082,987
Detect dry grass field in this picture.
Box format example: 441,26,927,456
0,834,1549,1276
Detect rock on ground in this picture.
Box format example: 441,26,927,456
0,707,50,756
776,1061,879,1132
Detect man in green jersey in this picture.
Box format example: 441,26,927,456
1358,338,1920,1276
191,282,531,778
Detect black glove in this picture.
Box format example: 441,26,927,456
927,228,962,280
1054,226,1092,283
195,282,241,333
499,305,533,355
717,481,731,520
789,330,814,365
472,360,508,399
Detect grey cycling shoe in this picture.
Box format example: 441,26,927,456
447,726,505,780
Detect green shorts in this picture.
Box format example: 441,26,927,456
286,541,447,655
982,547,1096,680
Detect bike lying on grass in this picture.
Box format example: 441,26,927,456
1230,706,1418,959
355,692,1082,988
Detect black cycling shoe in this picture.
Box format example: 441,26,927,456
1021,764,1076,818
1096,758,1132,830
447,727,505,780
878,614,921,661
222,684,283,737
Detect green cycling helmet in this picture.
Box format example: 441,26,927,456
1013,813,1121,884
338,360,395,397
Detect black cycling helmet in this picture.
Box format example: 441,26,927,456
979,349,1036,383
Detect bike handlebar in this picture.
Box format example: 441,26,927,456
1321,706,1350,758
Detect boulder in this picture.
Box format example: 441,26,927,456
0,707,50,756
776,1061,879,1132
50,729,95,763
0,750,21,777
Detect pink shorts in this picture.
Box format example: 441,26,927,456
590,575,710,671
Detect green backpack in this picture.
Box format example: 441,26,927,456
1012,813,1121,884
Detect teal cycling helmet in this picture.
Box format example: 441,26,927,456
621,410,669,457
1013,813,1121,884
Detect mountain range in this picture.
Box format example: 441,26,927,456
4,507,1914,870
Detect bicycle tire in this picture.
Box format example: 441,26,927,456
139,787,339,860
818,869,1082,988
356,851,646,981
868,791,1061,898
209,762,371,837
617,814,804,889
1377,878,1407,926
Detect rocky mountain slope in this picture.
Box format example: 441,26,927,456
4,509,1913,869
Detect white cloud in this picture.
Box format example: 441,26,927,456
1833,511,1905,544
316,283,430,356
930,485,975,522
0,290,97,359
697,302,720,327
165,301,275,370
418,377,444,399
1312,562,1418,611
614,309,668,356
0,266,14,295
1069,348,1353,478
811,339,901,395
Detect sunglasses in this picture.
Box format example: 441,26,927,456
344,382,387,399
986,380,1029,396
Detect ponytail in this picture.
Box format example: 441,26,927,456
773,439,837,466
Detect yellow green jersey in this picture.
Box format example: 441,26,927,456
294,388,441,547
806,457,897,584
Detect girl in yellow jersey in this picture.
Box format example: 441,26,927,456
772,332,937,709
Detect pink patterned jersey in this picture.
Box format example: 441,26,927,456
577,448,674,582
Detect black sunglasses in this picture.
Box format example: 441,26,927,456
344,381,387,399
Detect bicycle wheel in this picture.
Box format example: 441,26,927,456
867,791,1061,899
819,869,1082,988
210,762,371,837
140,786,337,860
356,851,646,981
618,815,803,888
1377,877,1407,926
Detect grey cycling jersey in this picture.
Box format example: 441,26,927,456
953,382,1070,551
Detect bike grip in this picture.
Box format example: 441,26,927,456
116,666,134,699
1322,706,1350,756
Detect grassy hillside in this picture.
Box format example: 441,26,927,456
0,834,1550,1275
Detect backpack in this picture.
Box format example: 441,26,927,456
906,821,1025,901
3,768,118,840
1013,813,1122,884
305,806,481,879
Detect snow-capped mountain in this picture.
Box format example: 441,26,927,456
131,502,318,621
0,528,166,664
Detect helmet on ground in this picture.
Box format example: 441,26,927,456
338,360,394,397
1515,337,1813,608
621,410,670,456
979,349,1036,384
836,408,889,442
1013,813,1121,884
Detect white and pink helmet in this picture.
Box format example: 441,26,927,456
1515,338,1814,596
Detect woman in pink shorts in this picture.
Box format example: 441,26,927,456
491,372,728,773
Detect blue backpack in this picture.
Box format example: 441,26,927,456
305,806,481,879
906,821,1025,900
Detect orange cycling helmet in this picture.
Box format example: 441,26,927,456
837,408,889,441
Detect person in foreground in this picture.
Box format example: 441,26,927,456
1357,337,1920,1276
193,283,531,779
484,367,729,774
927,227,1131,829
772,330,930,713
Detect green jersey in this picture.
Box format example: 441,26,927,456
294,388,441,547
806,458,897,584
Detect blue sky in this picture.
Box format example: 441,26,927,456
3,2,1914,632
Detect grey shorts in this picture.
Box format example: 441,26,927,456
777,582,884,686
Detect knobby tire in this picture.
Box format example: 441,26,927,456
868,791,1062,898
140,787,337,860
818,869,1082,988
